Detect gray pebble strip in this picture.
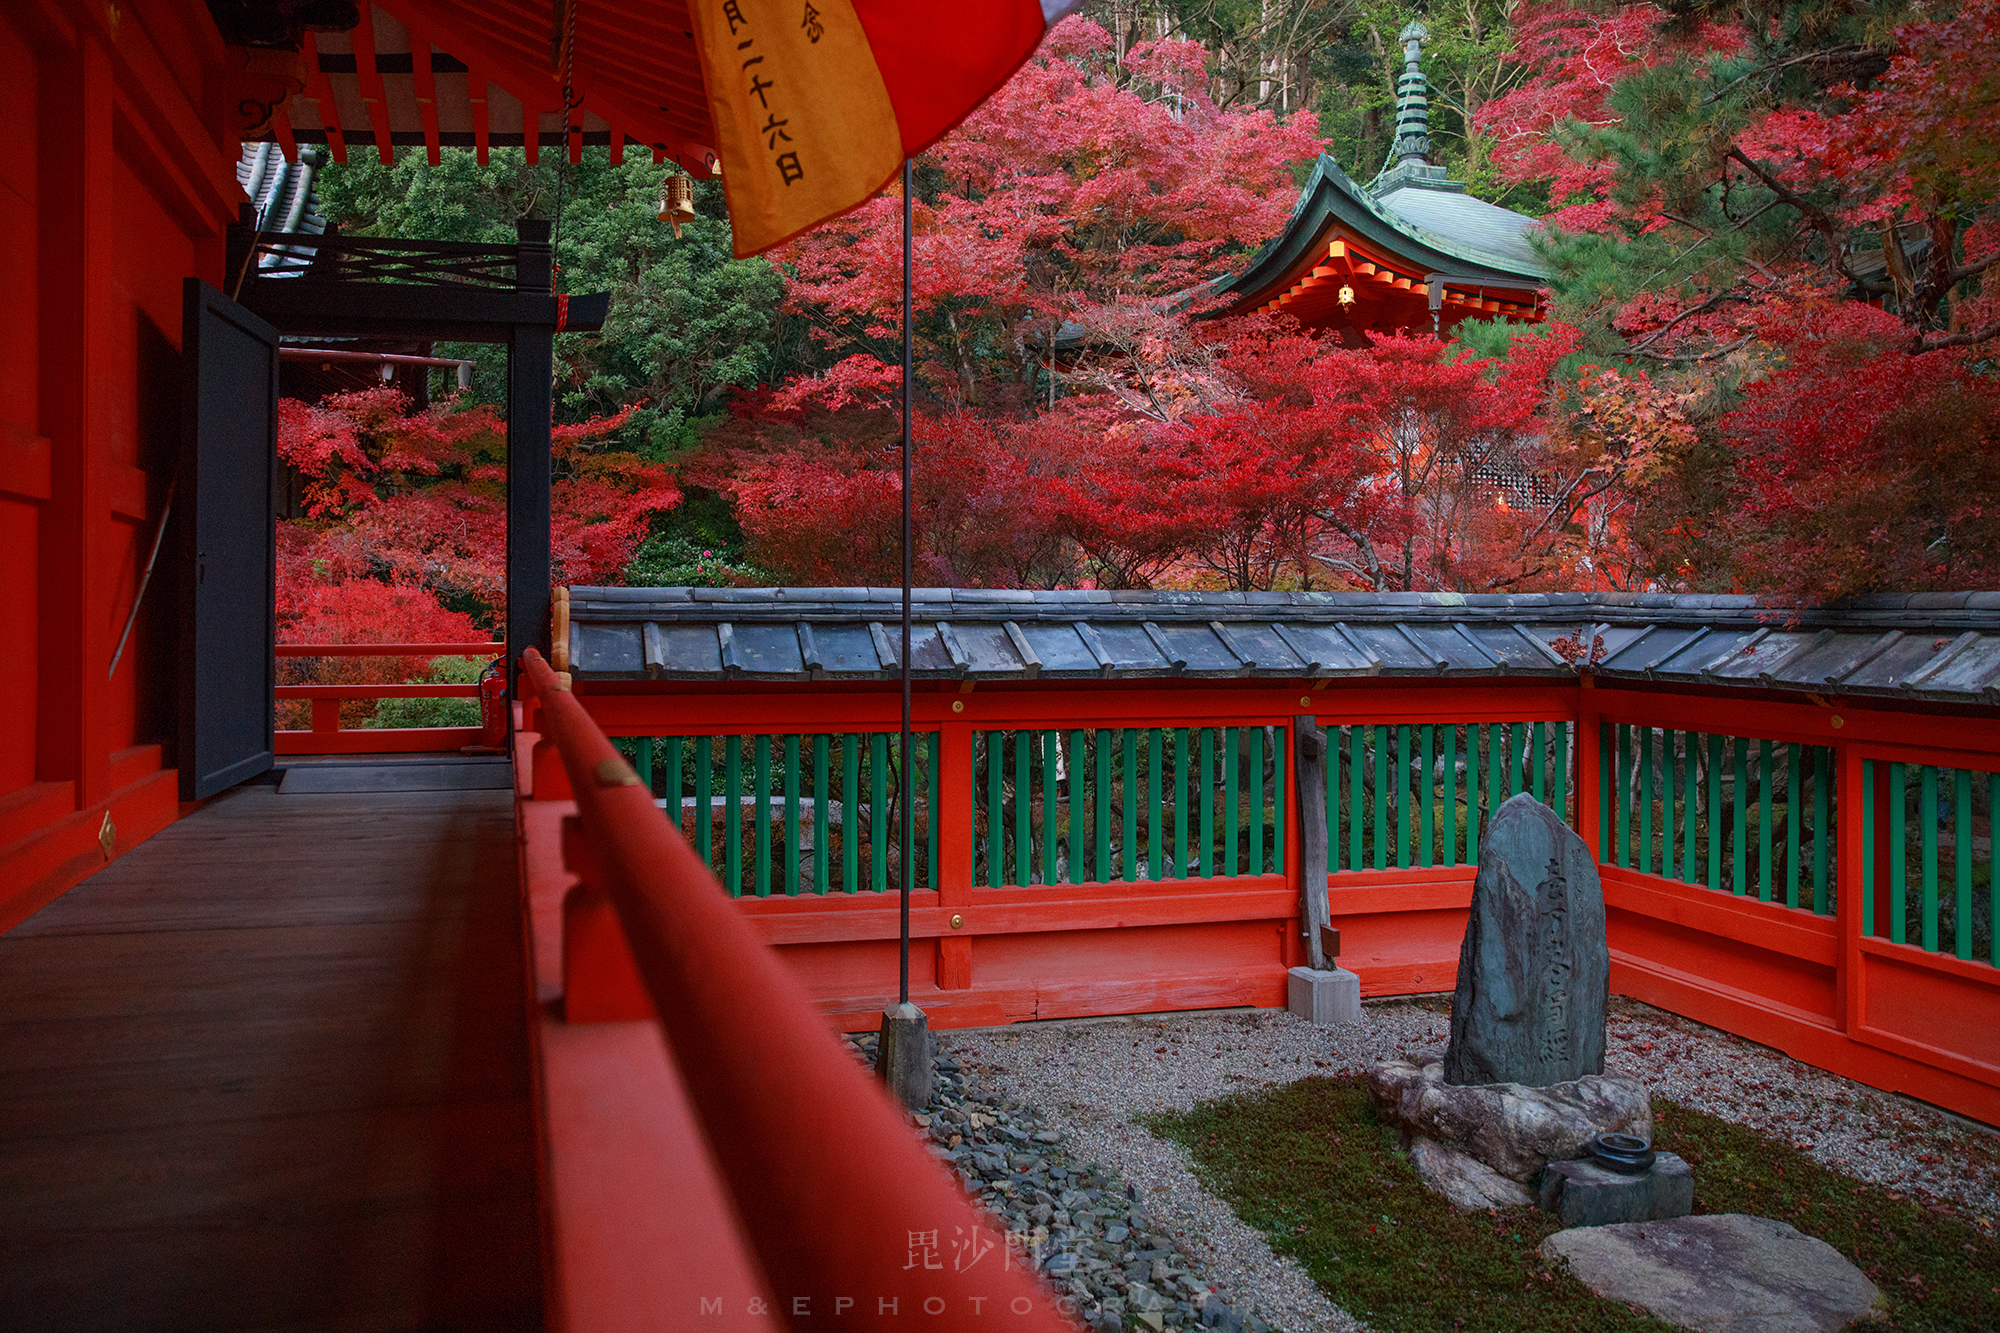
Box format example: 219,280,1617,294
853,996,1998,1333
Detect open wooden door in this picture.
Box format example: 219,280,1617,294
178,279,278,800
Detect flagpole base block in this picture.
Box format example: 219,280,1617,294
878,1002,933,1111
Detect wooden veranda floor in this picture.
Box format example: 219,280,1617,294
0,760,543,1332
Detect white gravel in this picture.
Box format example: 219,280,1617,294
939,994,1999,1333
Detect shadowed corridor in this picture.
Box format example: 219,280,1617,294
0,762,543,1332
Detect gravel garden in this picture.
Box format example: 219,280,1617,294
851,996,2000,1333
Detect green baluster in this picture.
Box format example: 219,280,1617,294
1680,731,1697,882
1598,722,1613,860
1148,728,1164,882
1487,723,1504,844
1173,728,1189,880
1442,724,1458,866
1248,726,1264,876
1202,729,1217,879
1785,743,1801,909
1419,725,1434,868
1096,730,1112,882
1507,722,1523,797
926,732,939,890
1731,736,1748,895
1861,759,1875,936
1017,730,1032,888
1042,731,1059,886
1707,733,1723,891
656,736,680,835
1531,721,1546,803
1639,726,1654,874
871,733,889,894
1464,725,1480,865
1614,724,1629,868
1274,722,1287,873
1071,730,1089,883
1349,724,1365,871
783,734,800,896
1394,725,1410,869
813,735,830,895
1955,768,1973,959
988,731,1005,888
1553,720,1568,827
1124,729,1141,882
695,736,713,873
842,734,860,893
635,735,655,790
724,737,742,897
1216,720,1232,876
1756,739,1773,902
1812,747,1830,914
1921,765,1939,951
755,735,773,898
1373,724,1389,872
1324,722,1338,874
1889,761,1906,943
1661,730,1676,879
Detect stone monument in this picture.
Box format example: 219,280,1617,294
1446,792,1608,1086
1367,793,1689,1223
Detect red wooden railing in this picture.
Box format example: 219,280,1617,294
275,642,499,755
515,650,1074,1331
532,675,1999,1128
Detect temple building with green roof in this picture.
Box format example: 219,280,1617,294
1212,22,1549,343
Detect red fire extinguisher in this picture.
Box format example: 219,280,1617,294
467,658,509,754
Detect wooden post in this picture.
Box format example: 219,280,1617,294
1294,715,1331,969
506,219,553,691
1576,673,1601,859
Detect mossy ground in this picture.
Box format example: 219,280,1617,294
1147,1077,2000,1333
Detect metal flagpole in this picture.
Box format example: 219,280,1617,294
899,157,913,1008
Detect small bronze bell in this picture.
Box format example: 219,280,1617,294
658,174,696,238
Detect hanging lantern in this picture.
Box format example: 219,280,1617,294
658,174,696,238
1338,283,1356,309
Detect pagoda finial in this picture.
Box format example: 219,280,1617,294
1393,20,1431,167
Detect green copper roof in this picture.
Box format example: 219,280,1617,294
1213,154,1547,312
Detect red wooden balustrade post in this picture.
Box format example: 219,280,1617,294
935,719,974,990
1575,674,1601,858
311,698,340,736
519,649,1075,1329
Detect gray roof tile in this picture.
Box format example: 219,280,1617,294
560,587,2000,707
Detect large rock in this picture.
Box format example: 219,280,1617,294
1446,792,1609,1087
1368,1058,1650,1184
1542,1214,1889,1332
1409,1138,1535,1209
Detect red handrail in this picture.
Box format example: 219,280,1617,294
520,648,1072,1327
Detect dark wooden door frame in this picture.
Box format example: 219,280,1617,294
178,280,280,800
228,214,608,686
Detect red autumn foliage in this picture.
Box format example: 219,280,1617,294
1720,299,2000,599
277,389,680,669
777,16,1323,405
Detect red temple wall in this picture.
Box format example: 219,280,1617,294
1,0,236,926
